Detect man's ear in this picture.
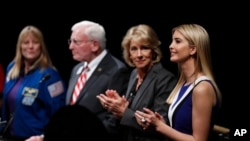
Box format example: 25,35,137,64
91,40,99,52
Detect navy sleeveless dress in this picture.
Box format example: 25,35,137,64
168,76,220,140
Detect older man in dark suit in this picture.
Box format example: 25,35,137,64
66,20,129,139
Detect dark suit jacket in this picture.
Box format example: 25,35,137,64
120,63,177,141
66,51,129,138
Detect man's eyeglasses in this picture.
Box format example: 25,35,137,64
68,39,92,46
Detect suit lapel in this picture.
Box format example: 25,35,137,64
128,64,158,108
74,53,110,103
66,63,85,104
77,66,103,100
126,70,137,98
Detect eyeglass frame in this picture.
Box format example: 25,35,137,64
68,39,92,46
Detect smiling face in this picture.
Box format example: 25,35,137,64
169,30,196,64
21,33,41,64
129,39,153,70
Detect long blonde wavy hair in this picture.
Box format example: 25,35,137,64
7,25,55,80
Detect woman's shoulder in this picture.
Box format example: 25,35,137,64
39,67,62,78
193,76,215,98
6,61,15,70
153,63,176,78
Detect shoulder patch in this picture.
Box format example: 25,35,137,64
48,81,64,97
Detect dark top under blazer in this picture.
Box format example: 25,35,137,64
120,63,177,141
66,51,129,135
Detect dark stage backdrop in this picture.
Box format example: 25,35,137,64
1,3,248,140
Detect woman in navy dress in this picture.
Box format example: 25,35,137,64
135,24,222,141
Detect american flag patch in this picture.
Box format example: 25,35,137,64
48,81,64,97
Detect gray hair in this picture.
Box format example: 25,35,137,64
71,20,106,49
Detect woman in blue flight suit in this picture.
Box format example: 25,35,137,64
1,25,67,141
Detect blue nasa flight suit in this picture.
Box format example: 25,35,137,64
1,61,67,139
